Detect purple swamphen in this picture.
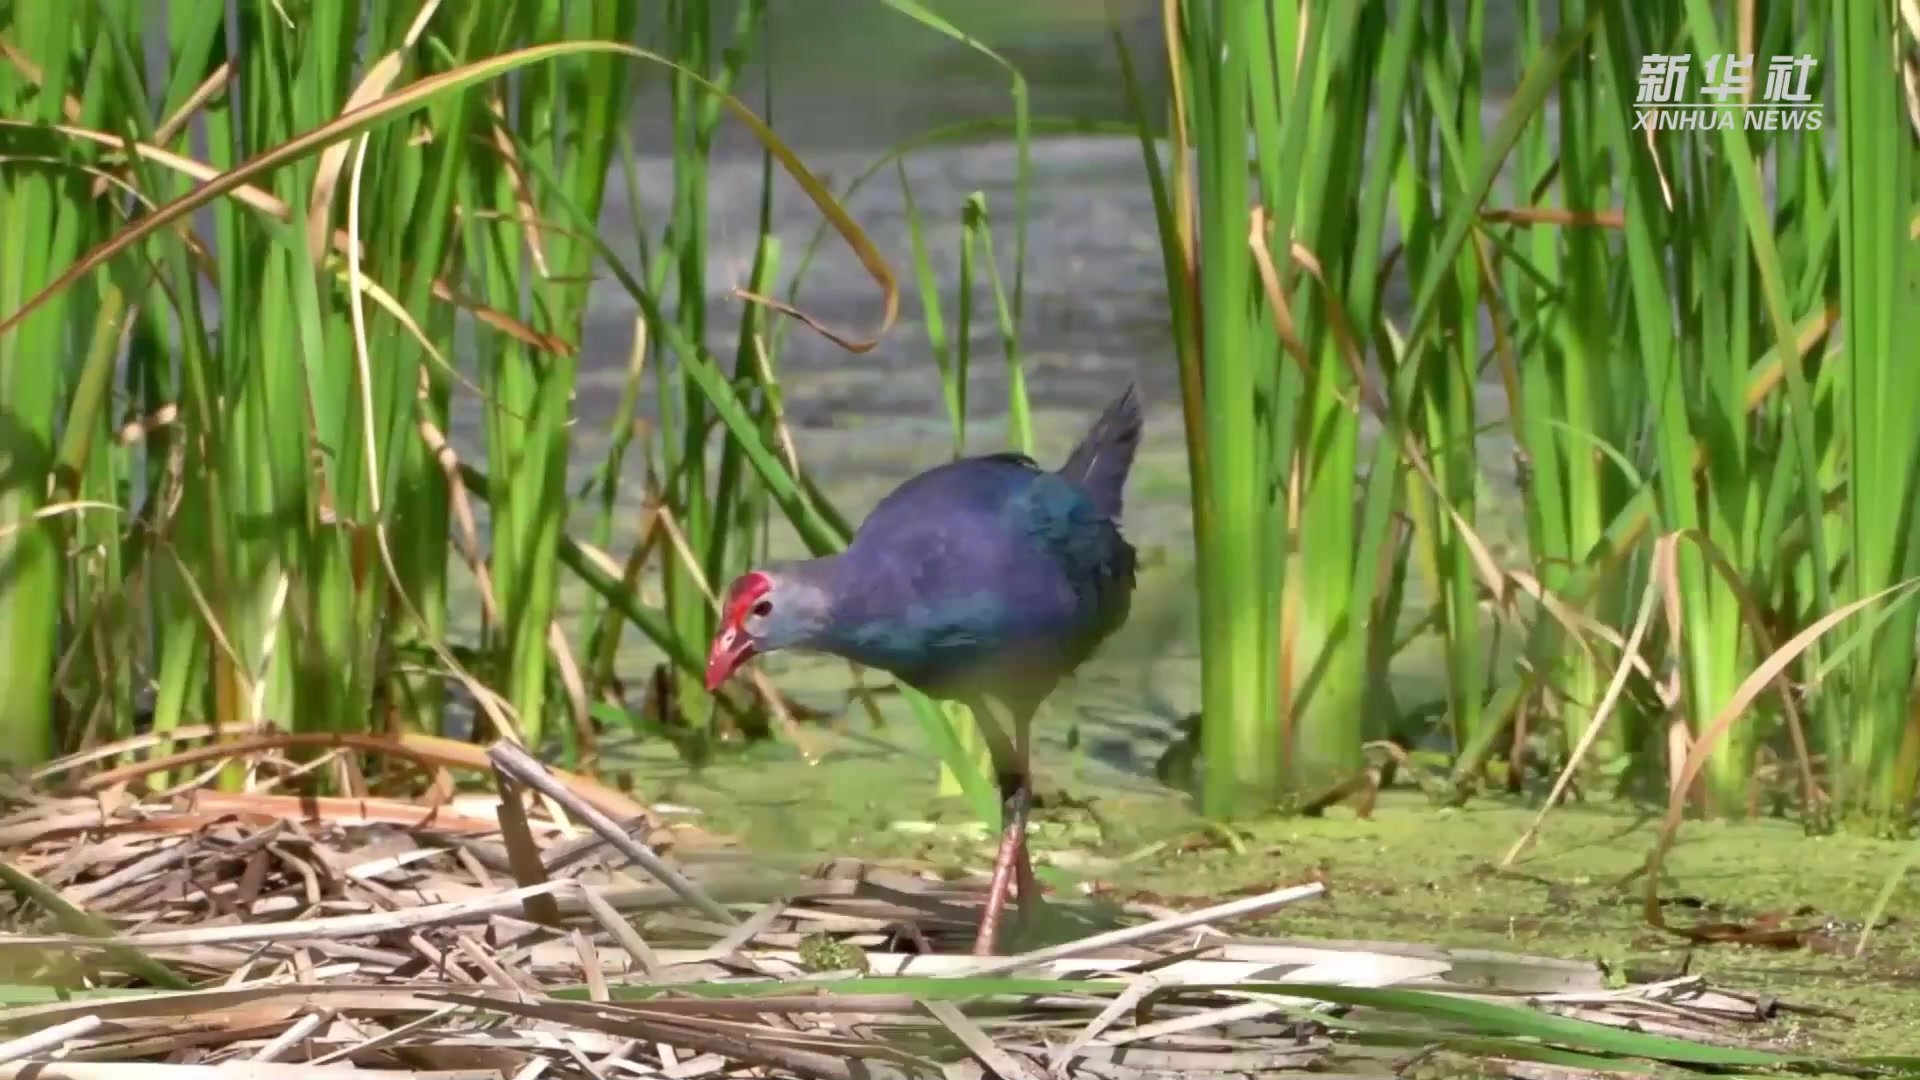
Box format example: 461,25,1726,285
705,384,1142,954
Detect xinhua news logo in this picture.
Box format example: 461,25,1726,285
1634,53,1823,131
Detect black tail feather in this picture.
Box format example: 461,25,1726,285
1058,382,1142,520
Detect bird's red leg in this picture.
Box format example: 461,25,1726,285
972,773,1030,956
970,694,1040,957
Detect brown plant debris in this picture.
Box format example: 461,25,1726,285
0,738,1812,1079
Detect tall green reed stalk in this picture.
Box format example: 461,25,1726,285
1117,0,1916,833
1116,1,1575,816
1117,0,1403,815
5,1,487,767
0,0,88,767
459,3,641,761
1480,0,1650,786
1825,0,1920,826
1589,0,1920,825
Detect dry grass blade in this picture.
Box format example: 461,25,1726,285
0,41,899,356
249,1009,330,1062
0,1065,499,1080
0,1016,102,1064
2,879,573,950
0,118,569,357
1048,974,1158,1078
490,774,562,929
580,883,664,979
1502,533,1674,866
59,731,647,822
924,998,1044,1080
487,741,735,926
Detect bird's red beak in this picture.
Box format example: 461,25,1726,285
707,570,772,692
705,624,756,692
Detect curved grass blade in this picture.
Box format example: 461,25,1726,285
0,118,573,357
0,41,895,355
778,117,1131,360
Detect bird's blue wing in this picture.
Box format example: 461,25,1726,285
825,458,1072,681
824,454,1131,692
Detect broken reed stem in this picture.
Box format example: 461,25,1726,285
485,740,739,926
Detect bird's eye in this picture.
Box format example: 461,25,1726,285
751,599,772,617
